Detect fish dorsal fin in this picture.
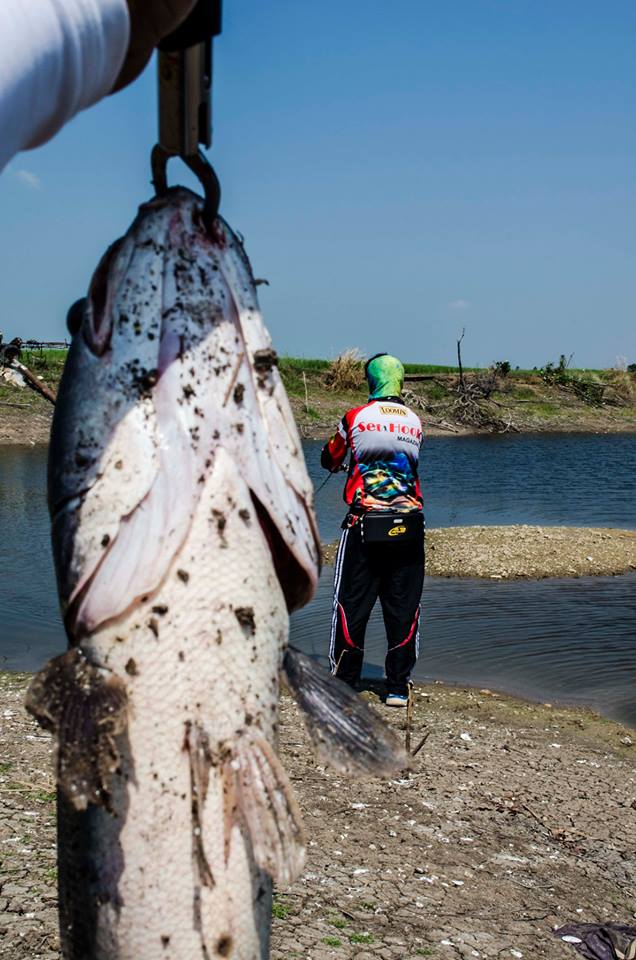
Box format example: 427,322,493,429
225,731,305,888
282,646,409,776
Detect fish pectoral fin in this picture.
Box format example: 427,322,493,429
281,646,409,777
227,731,305,888
25,649,127,811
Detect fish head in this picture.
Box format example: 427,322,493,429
50,189,319,638
48,224,166,635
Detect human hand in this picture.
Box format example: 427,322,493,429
112,0,198,93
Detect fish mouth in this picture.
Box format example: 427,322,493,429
251,493,319,612
50,486,92,520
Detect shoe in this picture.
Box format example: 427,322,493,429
385,692,408,707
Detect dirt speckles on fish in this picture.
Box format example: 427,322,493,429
211,509,227,543
234,607,256,635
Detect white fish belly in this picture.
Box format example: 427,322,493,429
76,448,287,959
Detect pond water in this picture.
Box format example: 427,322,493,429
1,434,635,726
304,433,636,542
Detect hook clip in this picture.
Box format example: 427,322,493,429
151,144,221,229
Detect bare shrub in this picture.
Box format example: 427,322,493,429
324,349,364,391
453,332,515,432
605,369,635,405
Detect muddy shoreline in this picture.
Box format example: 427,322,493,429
3,412,636,447
1,672,635,959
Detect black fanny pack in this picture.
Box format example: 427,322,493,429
359,510,424,544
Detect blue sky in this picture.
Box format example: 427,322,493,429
1,0,635,368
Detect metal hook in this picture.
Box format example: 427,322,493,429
151,144,221,231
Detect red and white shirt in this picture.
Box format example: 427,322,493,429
321,399,423,512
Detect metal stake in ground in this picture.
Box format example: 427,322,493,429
405,681,414,753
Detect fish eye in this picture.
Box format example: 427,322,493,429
66,298,87,337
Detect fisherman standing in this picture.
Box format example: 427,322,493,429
321,353,425,707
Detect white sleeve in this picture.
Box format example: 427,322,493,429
0,0,130,172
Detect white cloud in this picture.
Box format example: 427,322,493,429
14,168,42,190
448,299,469,310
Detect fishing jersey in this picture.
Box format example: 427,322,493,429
321,399,423,512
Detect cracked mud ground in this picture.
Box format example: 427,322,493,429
1,672,635,959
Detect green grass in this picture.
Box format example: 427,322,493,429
20,348,67,375
403,362,478,374
524,401,559,418
3,784,57,805
322,937,342,947
277,371,304,397
271,898,289,920
21,348,68,362
328,916,347,929
7,349,613,381
349,933,374,945
33,789,56,804
2,347,67,392
415,949,435,956
0,761,14,774
509,385,537,400
421,382,448,400
280,357,480,377
278,356,330,373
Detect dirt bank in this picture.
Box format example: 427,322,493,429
3,352,636,445
0,406,53,445
285,367,636,440
322,526,636,580
1,672,635,959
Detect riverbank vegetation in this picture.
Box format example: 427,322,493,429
281,352,636,438
2,348,636,444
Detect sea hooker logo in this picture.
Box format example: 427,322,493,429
357,421,422,438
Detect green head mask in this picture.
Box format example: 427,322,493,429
364,353,404,399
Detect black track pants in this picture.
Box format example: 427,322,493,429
329,520,424,696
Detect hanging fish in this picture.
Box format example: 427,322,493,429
26,187,406,959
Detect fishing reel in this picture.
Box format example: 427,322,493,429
151,1,223,227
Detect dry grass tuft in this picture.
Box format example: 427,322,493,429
324,348,364,391
605,369,635,403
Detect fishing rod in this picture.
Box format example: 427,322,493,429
315,462,348,495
